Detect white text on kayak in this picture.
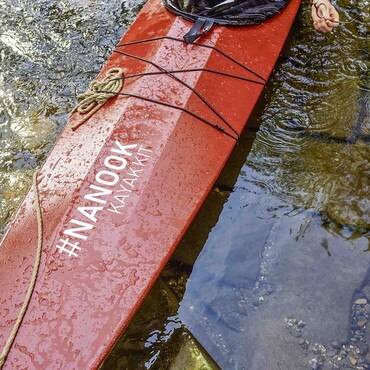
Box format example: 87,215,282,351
55,140,152,257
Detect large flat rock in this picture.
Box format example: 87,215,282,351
179,187,370,369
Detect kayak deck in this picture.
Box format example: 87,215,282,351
0,0,301,368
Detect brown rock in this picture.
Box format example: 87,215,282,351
358,317,368,326
349,356,357,366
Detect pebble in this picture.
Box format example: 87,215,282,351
364,304,370,313
358,317,368,326
252,299,259,307
349,356,357,366
301,339,310,349
331,341,341,349
310,358,319,370
298,320,306,328
266,285,274,294
357,342,369,356
355,299,368,305
299,339,305,345
327,348,338,357
312,344,326,355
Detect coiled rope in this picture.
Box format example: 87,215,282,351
71,67,124,130
0,170,42,369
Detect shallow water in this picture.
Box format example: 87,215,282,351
0,0,369,369
0,0,144,231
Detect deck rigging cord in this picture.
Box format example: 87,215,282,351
116,68,266,85
112,49,240,141
75,36,266,141
69,36,267,141
116,36,267,83
0,170,42,369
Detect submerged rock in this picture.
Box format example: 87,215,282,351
358,317,368,327
349,355,357,366
179,193,370,370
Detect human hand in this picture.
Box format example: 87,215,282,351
311,0,340,33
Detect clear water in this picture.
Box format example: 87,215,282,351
0,0,369,369
0,0,144,231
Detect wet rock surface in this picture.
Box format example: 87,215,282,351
179,191,370,370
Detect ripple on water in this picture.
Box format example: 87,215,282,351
0,0,145,232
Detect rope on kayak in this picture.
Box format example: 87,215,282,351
0,170,43,369
114,48,241,140
71,37,265,140
99,89,238,140
120,68,265,86
71,67,124,130
117,36,267,83
112,36,267,141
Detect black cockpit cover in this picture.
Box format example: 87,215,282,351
163,0,290,26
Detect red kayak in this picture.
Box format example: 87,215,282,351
0,0,300,367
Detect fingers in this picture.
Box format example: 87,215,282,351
312,7,333,32
328,4,340,27
325,19,334,28
313,19,333,33
311,0,340,33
